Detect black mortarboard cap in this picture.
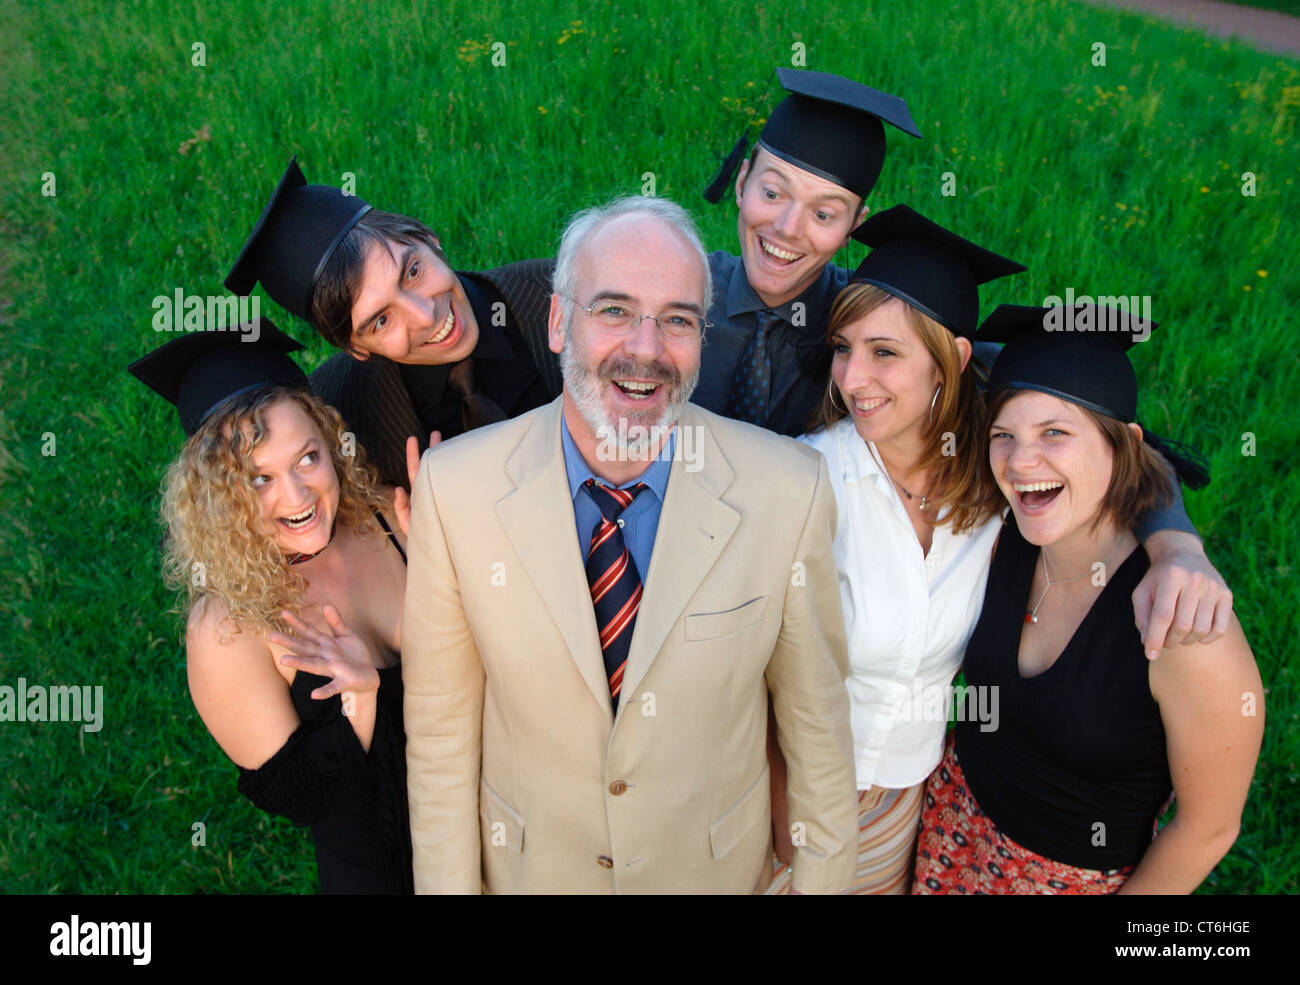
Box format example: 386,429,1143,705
224,156,372,320
979,302,1210,488
704,69,921,204
977,303,1155,422
848,205,1026,338
128,318,308,436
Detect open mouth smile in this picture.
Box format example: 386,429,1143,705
421,308,458,347
279,502,320,531
612,379,663,401
1012,480,1064,510
758,236,805,265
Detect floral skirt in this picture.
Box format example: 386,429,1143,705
912,735,1134,895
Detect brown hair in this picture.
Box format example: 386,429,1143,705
976,387,1174,534
809,284,997,534
308,209,448,351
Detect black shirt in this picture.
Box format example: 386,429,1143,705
955,521,1173,870
400,273,553,439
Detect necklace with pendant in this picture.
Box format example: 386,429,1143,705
1025,540,1126,624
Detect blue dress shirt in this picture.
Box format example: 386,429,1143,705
561,418,674,579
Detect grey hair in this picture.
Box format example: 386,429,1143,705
552,195,713,325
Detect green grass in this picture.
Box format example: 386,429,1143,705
1,0,1296,894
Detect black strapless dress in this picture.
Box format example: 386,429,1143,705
234,513,413,893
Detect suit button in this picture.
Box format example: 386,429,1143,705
609,780,628,795
596,855,614,868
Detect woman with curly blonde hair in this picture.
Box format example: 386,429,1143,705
131,320,426,894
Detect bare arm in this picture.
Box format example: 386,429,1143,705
1117,615,1264,894
187,602,304,769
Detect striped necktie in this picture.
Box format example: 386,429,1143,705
725,308,780,426
582,479,649,711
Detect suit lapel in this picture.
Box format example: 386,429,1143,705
618,404,739,713
496,398,613,722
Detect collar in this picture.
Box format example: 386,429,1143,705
560,414,675,504
833,417,957,524
723,256,849,337
832,417,895,498
458,272,515,362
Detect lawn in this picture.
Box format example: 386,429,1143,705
1,0,1296,894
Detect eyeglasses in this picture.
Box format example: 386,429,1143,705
565,296,710,339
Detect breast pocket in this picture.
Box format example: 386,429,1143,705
479,778,525,853
684,596,768,642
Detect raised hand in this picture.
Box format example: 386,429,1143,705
269,605,381,700
393,430,441,538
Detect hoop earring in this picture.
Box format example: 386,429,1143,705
929,383,942,424
828,378,848,416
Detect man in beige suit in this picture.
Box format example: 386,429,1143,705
402,195,857,893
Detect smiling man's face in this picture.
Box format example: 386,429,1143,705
346,238,480,365
735,146,865,309
549,211,704,457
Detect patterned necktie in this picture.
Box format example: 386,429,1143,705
725,308,780,426
582,479,649,711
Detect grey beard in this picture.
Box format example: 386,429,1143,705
560,334,698,461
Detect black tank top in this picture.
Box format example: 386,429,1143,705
954,520,1172,869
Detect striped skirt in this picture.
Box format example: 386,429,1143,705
764,781,926,895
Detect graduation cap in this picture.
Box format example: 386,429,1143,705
847,205,1026,338
978,303,1210,488
703,68,921,204
976,303,1153,422
224,156,372,320
128,317,308,436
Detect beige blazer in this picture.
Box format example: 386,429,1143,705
402,397,858,893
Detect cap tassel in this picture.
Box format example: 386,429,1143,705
702,133,750,204
1142,428,1211,491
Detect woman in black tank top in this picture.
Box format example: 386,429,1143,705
132,325,422,893
912,303,1263,894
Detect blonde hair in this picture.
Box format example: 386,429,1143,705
808,284,998,534
160,387,388,635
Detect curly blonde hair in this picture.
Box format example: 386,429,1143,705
160,386,388,635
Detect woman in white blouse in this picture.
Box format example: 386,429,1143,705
765,205,1234,894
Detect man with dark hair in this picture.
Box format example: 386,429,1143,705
225,157,561,488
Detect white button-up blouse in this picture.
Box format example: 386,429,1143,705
800,418,1002,790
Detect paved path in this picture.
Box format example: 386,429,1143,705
1077,0,1300,57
